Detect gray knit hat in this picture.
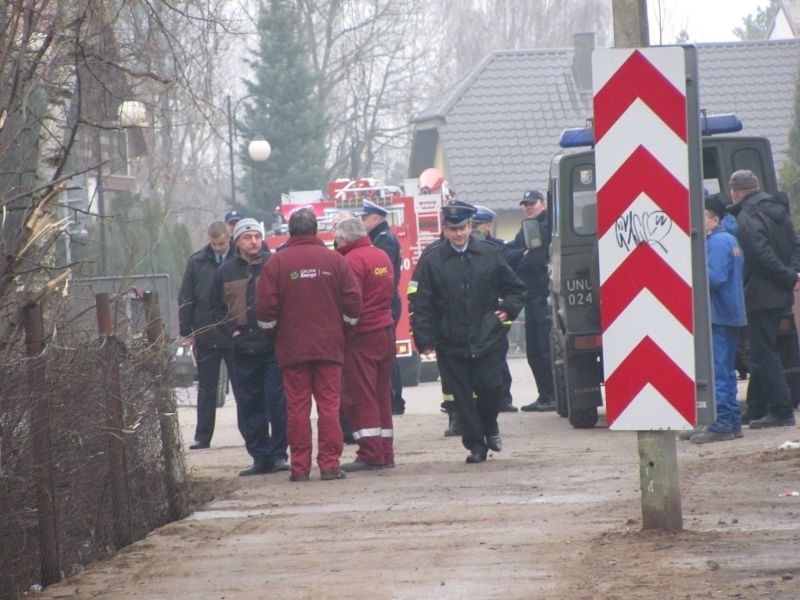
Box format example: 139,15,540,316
233,218,264,240
728,170,759,191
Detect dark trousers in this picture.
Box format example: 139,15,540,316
391,358,405,414
501,362,513,404
746,308,794,420
436,351,503,451
193,344,232,445
229,351,287,461
524,294,555,402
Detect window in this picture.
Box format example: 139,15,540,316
571,164,597,236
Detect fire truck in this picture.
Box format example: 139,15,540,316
265,171,450,386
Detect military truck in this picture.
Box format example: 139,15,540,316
546,114,784,428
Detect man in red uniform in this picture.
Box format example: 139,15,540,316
334,218,396,471
255,208,362,481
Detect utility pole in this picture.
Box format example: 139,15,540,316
610,0,684,532
612,0,649,48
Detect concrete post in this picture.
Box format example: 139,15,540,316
611,0,683,532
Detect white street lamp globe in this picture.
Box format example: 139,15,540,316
248,138,271,162
118,100,147,127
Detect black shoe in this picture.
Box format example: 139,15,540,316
392,405,406,416
268,458,290,473
748,414,796,429
486,435,502,452
677,428,701,441
466,445,488,463
238,459,273,477
740,410,765,425
521,400,556,412
498,404,518,413
341,460,383,472
320,469,347,480
189,441,210,450
690,429,735,444
343,433,356,445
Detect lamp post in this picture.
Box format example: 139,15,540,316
94,100,147,275
226,94,271,211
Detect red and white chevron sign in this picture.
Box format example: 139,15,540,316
592,47,696,430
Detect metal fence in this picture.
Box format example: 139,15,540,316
0,294,187,599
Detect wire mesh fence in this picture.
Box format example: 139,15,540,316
0,294,186,600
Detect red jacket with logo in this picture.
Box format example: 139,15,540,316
336,236,394,335
255,234,362,367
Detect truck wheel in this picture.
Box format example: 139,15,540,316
550,329,568,418
569,405,598,429
419,360,439,383
216,361,228,408
399,353,420,387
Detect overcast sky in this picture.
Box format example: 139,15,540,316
647,0,772,43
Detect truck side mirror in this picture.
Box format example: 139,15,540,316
522,217,543,249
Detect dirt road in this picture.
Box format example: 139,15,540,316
35,357,800,599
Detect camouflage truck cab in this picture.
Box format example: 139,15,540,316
548,128,779,429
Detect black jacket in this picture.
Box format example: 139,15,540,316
503,212,551,298
209,247,273,355
178,244,230,348
369,219,402,321
731,190,800,312
410,237,525,358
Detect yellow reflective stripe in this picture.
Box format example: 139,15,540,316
407,280,418,295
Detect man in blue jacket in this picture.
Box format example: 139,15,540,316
689,196,747,443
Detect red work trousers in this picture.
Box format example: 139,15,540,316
341,326,395,466
282,360,344,477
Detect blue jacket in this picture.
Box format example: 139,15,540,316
706,226,746,327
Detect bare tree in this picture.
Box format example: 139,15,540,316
0,0,251,355
429,0,612,88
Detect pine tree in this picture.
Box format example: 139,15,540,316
237,0,328,221
733,0,780,40
780,64,800,229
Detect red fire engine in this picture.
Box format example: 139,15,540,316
264,170,451,385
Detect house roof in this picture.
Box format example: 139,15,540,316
412,39,800,210
770,0,800,38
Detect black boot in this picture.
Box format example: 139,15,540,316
444,411,462,437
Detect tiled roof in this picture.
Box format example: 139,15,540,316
413,39,800,210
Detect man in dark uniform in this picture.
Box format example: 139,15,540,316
362,199,406,416
178,221,233,449
411,200,525,464
472,205,517,413
223,210,243,262
504,189,556,412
